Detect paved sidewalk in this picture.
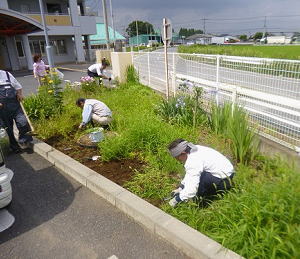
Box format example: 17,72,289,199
0,151,188,259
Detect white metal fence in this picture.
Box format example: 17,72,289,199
132,52,300,151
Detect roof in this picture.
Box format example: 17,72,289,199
0,8,43,36
89,23,125,45
186,34,213,40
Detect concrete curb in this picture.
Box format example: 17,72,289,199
32,139,243,259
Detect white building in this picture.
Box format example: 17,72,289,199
0,0,96,71
185,34,213,45
263,36,292,44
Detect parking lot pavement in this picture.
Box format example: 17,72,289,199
0,151,188,259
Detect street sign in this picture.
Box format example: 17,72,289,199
162,18,172,47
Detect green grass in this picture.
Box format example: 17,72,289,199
29,80,300,258
178,44,300,60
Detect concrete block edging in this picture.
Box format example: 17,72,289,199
32,140,242,259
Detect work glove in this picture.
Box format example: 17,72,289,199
169,197,179,207
171,187,183,197
78,123,85,129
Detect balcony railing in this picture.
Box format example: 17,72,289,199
28,14,72,26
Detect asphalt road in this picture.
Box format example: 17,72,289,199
13,68,87,97
134,50,300,99
0,151,187,259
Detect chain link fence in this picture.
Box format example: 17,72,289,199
132,51,300,151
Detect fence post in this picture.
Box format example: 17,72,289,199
147,52,151,86
216,55,220,106
172,53,176,96
232,86,237,115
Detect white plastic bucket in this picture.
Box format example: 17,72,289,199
89,128,104,143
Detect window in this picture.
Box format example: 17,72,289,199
46,4,62,14
29,39,67,56
16,41,25,57
30,40,41,55
56,40,67,54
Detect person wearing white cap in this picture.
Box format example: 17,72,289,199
167,138,235,207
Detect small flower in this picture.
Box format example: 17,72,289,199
48,90,53,93
49,80,54,84
41,77,45,81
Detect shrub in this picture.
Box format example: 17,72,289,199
156,86,207,127
24,83,63,120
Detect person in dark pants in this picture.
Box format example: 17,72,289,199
167,139,235,207
0,70,33,153
87,58,111,80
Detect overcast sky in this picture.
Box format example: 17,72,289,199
86,0,300,36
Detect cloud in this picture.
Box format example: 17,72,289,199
87,0,300,35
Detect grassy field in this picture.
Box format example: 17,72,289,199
178,44,300,60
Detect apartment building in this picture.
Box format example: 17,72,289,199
0,0,96,71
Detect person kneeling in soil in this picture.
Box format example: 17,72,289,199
76,98,112,129
87,58,111,81
167,139,235,207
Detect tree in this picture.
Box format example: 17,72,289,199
179,28,203,38
253,32,264,40
239,34,248,41
126,21,155,37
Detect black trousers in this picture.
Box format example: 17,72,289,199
197,171,234,202
0,101,32,150
87,70,100,78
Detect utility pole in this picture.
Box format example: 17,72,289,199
136,20,139,51
203,17,206,34
263,16,267,37
109,0,116,44
38,0,54,67
102,0,110,49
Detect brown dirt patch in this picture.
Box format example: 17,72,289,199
45,134,144,186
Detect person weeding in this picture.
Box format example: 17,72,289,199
0,70,33,153
87,58,111,81
167,139,235,207
33,54,49,86
76,98,112,129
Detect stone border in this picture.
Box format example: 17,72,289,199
32,138,242,259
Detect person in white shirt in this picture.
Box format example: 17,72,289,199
167,139,235,207
76,98,112,129
87,58,111,80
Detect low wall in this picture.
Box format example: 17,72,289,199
96,50,112,65
111,52,133,83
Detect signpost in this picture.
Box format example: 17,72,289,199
162,18,172,99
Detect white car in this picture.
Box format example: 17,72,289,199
0,149,13,209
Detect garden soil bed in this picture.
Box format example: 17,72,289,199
45,135,144,186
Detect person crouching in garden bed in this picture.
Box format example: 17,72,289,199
168,139,235,207
76,98,112,130
33,54,49,86
87,58,111,84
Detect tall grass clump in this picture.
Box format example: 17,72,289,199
208,102,258,164
125,65,139,83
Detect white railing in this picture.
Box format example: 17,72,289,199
132,52,300,151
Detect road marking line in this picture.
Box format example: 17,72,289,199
107,255,118,259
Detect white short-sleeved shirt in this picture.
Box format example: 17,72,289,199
88,64,104,76
0,70,22,90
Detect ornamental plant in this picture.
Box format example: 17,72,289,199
80,76,98,93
